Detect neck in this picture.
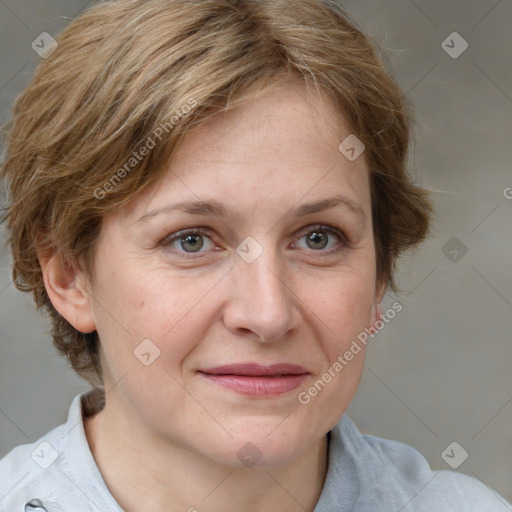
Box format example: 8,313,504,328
83,394,329,512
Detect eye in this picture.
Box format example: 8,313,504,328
161,228,215,255
160,224,348,258
293,224,347,254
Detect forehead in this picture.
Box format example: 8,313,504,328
118,81,370,226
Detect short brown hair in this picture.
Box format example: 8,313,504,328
0,0,432,392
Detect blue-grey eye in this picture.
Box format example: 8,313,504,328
295,226,343,252
163,229,215,254
305,230,329,250
179,233,204,252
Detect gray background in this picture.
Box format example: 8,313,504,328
1,0,511,504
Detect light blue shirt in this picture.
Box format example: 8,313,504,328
1,390,511,511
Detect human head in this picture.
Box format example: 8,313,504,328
0,0,432,395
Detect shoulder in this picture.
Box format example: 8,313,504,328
0,422,76,511
336,415,512,511
0,391,104,512
368,434,510,510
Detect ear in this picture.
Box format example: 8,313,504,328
369,301,383,328
38,249,96,333
369,279,387,327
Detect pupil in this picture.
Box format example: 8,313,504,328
182,234,203,252
308,231,327,249
179,232,328,252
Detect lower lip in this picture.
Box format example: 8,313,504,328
198,372,309,396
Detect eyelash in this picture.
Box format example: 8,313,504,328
160,224,349,259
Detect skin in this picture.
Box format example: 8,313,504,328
40,79,385,512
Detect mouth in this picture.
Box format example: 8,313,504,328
198,363,310,396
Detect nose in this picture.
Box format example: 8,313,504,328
222,241,302,343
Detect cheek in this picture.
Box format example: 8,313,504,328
92,263,220,373
298,270,374,422
303,262,376,344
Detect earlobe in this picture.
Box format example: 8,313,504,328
39,250,97,333
369,280,386,326
369,301,383,327
374,302,383,326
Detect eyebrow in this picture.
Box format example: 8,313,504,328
135,195,365,226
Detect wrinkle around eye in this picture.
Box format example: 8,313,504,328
155,224,360,264
160,228,217,255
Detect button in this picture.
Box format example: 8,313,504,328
24,499,49,511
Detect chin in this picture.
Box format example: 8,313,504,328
204,425,310,469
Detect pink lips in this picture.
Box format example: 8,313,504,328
198,363,309,396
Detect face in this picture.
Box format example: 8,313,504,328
79,80,382,467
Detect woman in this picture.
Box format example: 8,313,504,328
1,1,510,511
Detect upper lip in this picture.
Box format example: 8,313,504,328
199,363,309,376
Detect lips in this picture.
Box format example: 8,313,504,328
198,363,310,396
199,363,309,377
